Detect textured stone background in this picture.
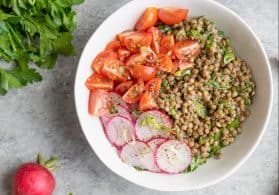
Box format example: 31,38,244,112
0,0,278,194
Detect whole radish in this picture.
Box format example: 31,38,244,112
12,154,59,195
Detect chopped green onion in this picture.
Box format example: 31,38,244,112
224,52,235,64
186,156,207,172
157,24,172,34
188,29,201,40
227,118,239,129
109,105,118,114
170,108,177,117
194,100,208,118
162,80,169,88
205,76,232,90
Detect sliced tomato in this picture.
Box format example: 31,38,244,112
129,64,157,81
117,30,136,43
88,89,109,115
118,48,131,61
174,40,201,60
140,46,157,63
91,50,118,73
105,40,121,51
123,32,152,53
85,73,114,90
114,81,134,95
145,78,162,97
147,27,162,54
139,92,158,111
125,53,145,66
122,80,144,104
136,7,159,31
172,60,180,73
155,54,173,72
158,7,188,25
160,34,175,55
101,59,131,81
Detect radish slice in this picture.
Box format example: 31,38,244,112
101,105,132,126
155,140,192,174
107,92,129,109
120,141,157,171
105,116,135,147
135,110,172,141
147,137,168,151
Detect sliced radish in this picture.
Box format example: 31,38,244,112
155,140,192,174
101,105,132,126
147,137,168,151
135,110,172,141
107,92,129,109
120,141,158,171
105,116,135,147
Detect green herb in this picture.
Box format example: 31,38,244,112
194,100,208,118
134,166,147,171
209,145,222,156
218,30,225,38
0,0,84,95
175,69,191,77
109,105,118,114
162,79,168,88
169,108,177,117
224,52,235,64
188,29,201,40
227,118,239,129
214,131,222,141
220,45,227,55
157,24,172,34
205,33,214,49
205,77,232,90
186,156,207,172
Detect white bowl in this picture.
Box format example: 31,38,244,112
74,0,273,191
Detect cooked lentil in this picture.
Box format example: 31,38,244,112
156,16,256,164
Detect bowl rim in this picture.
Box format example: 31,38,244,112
74,0,273,191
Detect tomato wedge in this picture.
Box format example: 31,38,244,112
122,80,144,104
158,7,188,25
88,89,109,115
139,92,158,111
178,60,194,70
160,34,175,55
85,73,114,90
129,64,157,81
91,50,118,73
136,7,159,31
172,60,180,73
118,48,131,61
114,81,134,95
117,30,136,43
145,78,162,97
156,54,173,72
147,27,162,54
140,46,157,63
105,40,121,51
174,40,201,60
102,59,131,81
123,32,152,53
125,54,145,66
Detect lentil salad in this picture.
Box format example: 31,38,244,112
85,7,255,173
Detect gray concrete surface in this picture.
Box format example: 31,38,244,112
0,0,278,194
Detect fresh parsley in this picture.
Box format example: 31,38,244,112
0,0,84,95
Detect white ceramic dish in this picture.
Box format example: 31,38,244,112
74,0,273,191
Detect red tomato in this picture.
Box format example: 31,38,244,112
160,34,175,55
172,60,180,73
122,80,144,104
125,54,145,66
88,89,109,115
156,54,173,72
118,48,131,61
129,64,157,81
101,59,131,81
140,46,157,63
91,50,118,73
117,30,136,43
174,40,201,60
139,92,158,111
158,7,188,25
114,81,134,95
105,40,121,51
136,7,158,31
145,78,162,97
123,32,152,53
85,73,114,90
147,27,162,54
